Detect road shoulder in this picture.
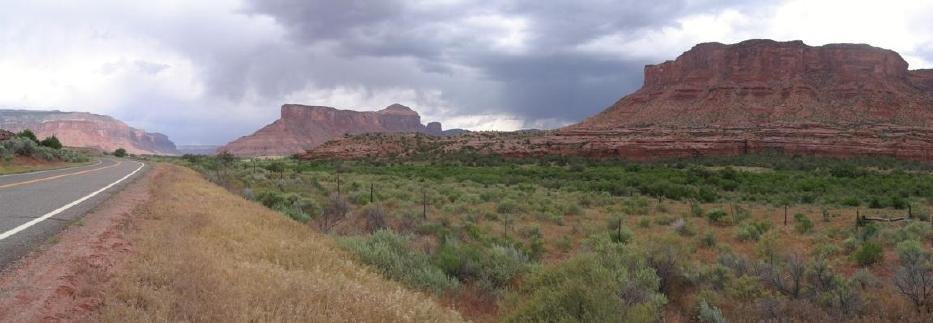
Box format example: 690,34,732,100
0,161,156,322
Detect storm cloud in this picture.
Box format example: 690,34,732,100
0,0,931,145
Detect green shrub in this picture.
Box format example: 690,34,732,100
700,233,716,248
851,242,883,266
433,239,483,281
503,254,624,322
483,245,530,288
672,218,695,237
794,213,813,234
339,230,459,294
736,221,771,241
0,137,87,162
504,238,667,322
697,300,727,323
561,203,584,216
255,190,314,223
726,275,764,299
733,205,751,223
691,203,705,218
655,215,676,225
891,221,933,244
17,129,38,142
756,233,779,264
114,148,127,157
706,208,728,225
637,217,652,228
894,240,926,265
696,187,718,203
841,197,861,207
621,197,650,215
811,243,841,259
39,135,62,149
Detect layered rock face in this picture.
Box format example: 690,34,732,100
0,110,178,155
219,104,443,156
574,39,932,129
306,40,933,161
558,39,933,160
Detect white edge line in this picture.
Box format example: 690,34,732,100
0,159,104,178
0,162,145,241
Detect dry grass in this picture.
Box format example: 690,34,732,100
97,164,463,322
0,155,78,175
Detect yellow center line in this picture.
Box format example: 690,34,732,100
0,161,122,190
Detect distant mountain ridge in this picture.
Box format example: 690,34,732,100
219,104,446,156
177,145,220,155
0,109,178,155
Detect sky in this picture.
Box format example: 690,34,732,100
1,0,932,145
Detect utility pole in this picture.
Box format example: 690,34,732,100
336,174,341,199
422,189,427,219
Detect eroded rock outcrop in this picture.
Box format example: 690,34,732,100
219,104,443,156
304,40,933,161
0,110,178,155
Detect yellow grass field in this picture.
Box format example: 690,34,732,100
98,164,463,322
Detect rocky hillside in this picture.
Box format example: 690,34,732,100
305,40,933,161
0,110,177,155
219,104,444,156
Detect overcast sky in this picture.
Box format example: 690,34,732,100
1,0,932,145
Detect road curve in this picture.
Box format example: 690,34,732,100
0,158,147,270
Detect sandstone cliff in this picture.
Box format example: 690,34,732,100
304,40,933,161
219,104,443,156
0,109,178,155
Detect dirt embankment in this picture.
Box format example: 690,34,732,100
0,164,461,322
0,163,155,321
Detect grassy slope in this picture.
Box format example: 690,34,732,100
98,164,462,322
0,156,80,175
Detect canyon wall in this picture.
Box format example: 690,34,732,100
0,110,177,155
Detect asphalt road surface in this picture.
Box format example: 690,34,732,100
0,158,146,271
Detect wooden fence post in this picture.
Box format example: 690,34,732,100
784,205,788,226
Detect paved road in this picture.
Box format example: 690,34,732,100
0,158,146,270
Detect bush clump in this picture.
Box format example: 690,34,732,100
794,213,813,234
697,300,727,323
706,208,728,225
255,190,314,223
17,129,38,142
736,221,772,241
504,235,667,322
851,242,883,266
0,137,86,162
339,230,459,294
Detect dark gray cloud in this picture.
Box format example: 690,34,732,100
10,0,928,145
232,0,757,128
